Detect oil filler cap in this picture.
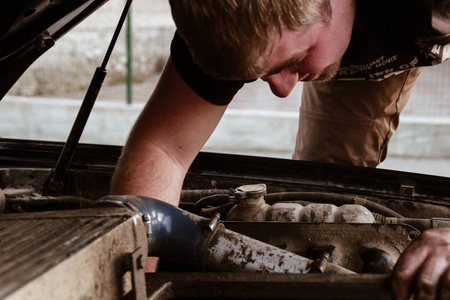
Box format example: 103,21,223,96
235,184,267,200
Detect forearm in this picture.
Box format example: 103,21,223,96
110,142,187,206
110,58,227,206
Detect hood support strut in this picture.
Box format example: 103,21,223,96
44,0,134,195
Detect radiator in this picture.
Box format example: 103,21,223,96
0,207,147,299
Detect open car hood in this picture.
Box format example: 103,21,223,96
0,0,109,100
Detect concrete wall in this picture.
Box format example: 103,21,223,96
2,95,450,160
9,0,175,96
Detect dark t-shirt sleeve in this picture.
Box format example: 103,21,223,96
170,31,250,106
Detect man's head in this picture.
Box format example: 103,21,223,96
170,0,355,97
169,0,332,81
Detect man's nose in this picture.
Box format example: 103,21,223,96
262,69,299,98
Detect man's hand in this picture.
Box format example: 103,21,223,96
391,228,450,300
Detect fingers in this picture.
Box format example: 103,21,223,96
391,228,450,300
438,267,450,300
391,239,431,300
414,254,450,300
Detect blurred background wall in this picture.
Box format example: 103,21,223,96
1,0,450,176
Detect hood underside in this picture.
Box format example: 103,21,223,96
0,0,109,100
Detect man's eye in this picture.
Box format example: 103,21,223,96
266,68,283,76
293,59,304,67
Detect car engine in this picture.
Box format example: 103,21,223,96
1,140,450,299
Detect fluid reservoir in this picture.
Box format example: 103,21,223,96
268,203,375,223
226,184,270,221
226,184,375,223
269,203,338,222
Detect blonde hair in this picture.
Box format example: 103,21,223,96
169,0,331,80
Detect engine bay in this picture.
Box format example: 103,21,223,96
2,139,450,299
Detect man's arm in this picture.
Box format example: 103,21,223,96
391,227,450,300
110,57,227,206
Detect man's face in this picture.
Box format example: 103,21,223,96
261,0,355,97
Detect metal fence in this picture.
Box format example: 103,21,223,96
9,0,174,99
405,62,450,118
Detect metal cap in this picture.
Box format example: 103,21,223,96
234,184,267,200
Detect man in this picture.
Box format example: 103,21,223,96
111,0,450,299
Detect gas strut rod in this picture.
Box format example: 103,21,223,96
44,0,134,195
